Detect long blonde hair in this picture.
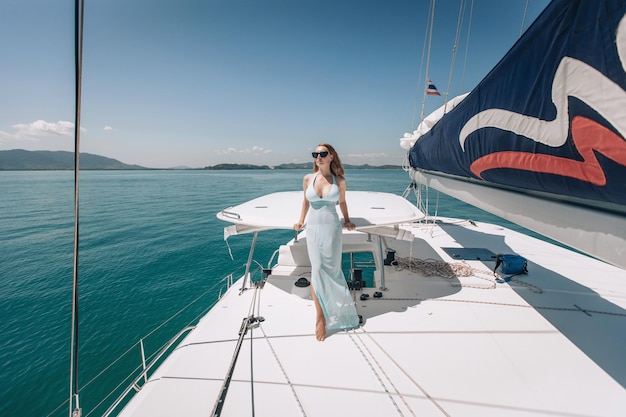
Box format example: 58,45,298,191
313,143,345,176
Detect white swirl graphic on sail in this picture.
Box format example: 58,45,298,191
459,13,626,152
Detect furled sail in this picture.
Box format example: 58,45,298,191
406,0,626,268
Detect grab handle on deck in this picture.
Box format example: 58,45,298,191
220,209,241,220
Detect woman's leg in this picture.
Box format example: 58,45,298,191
310,285,326,341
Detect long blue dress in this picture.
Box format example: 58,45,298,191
306,174,360,332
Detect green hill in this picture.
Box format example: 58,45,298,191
204,163,271,170
204,162,401,170
0,149,401,170
0,149,146,170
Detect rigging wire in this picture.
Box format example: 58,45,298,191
419,0,437,124
443,0,467,113
248,283,264,417
411,0,435,130
249,318,256,417
520,0,530,37
460,0,475,92
47,272,235,417
69,0,85,416
211,282,263,417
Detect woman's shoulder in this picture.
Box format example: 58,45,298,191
334,174,346,183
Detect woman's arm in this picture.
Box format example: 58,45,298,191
336,176,355,231
294,174,310,230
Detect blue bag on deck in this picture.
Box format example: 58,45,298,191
494,254,528,275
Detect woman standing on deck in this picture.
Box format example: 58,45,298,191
294,143,360,341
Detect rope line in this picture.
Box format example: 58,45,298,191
520,0,530,37
443,0,467,111
412,0,435,129
370,297,626,317
348,332,405,416
350,332,417,417
210,281,263,417
248,282,265,417
420,0,437,123
394,255,545,294
460,0,474,91
260,326,308,416
499,276,543,294
359,329,451,417
50,272,245,417
394,256,497,289
249,323,256,417
383,257,622,316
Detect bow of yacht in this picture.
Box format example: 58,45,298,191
113,190,626,417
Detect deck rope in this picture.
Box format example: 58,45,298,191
394,256,497,289
498,276,543,294
349,332,417,417
259,326,308,417
393,256,546,294
348,332,406,416
358,329,452,417
369,297,626,317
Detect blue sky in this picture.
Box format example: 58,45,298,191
0,0,549,168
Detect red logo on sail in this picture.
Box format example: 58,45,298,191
470,116,626,186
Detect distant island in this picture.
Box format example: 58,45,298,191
0,150,146,170
0,149,401,170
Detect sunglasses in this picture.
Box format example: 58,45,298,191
312,151,329,158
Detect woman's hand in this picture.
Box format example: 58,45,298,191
343,221,355,231
294,222,305,231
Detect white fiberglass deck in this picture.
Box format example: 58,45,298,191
118,216,626,417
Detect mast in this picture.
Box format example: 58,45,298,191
69,0,85,415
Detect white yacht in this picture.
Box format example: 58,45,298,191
69,1,626,416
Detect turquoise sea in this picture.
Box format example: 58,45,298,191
1,169,519,417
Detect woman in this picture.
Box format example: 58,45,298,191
294,143,360,341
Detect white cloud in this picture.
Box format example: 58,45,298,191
0,130,37,141
347,152,389,159
0,120,84,141
104,126,113,131
217,146,273,155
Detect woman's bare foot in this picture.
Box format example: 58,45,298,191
315,315,326,341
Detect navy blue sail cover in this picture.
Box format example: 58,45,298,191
408,0,626,209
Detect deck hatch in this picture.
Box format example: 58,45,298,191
442,247,497,261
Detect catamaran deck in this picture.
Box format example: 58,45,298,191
117,216,626,417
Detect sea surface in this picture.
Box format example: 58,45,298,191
0,169,522,417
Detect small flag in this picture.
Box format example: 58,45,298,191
426,79,441,96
